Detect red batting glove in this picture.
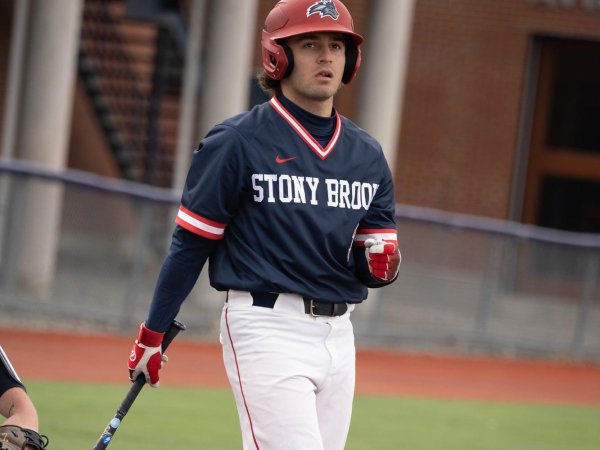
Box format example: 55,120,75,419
128,322,167,388
365,239,401,281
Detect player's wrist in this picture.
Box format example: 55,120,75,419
137,322,164,347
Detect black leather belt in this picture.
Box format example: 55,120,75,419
250,292,348,317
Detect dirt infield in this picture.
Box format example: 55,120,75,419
2,327,600,406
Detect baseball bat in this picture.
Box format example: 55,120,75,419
92,320,186,449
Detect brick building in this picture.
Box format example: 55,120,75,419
1,0,599,233
395,0,600,233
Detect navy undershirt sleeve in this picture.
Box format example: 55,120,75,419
0,346,25,395
0,375,21,396
146,226,217,332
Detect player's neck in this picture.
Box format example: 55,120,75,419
279,88,334,118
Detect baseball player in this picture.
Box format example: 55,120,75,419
127,0,401,449
0,345,48,449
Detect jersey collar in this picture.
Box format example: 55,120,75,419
269,96,342,160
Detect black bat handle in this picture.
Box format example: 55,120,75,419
92,320,186,450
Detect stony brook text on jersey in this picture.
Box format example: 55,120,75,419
251,173,379,210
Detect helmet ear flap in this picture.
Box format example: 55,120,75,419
261,38,290,80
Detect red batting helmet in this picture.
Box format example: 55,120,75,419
261,0,363,84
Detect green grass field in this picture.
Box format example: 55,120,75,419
27,380,600,449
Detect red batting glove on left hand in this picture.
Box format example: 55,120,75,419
365,239,401,281
128,322,167,388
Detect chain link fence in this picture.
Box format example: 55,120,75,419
1,160,599,362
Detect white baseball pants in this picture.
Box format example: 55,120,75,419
220,290,356,450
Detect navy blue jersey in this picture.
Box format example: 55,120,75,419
175,97,397,303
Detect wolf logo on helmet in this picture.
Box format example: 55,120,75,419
306,0,340,20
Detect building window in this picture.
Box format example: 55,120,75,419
546,39,600,154
523,36,600,234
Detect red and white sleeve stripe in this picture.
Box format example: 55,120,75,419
353,228,398,247
175,206,227,240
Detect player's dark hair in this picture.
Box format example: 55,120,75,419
257,69,281,97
